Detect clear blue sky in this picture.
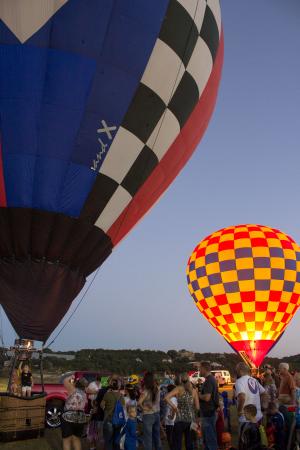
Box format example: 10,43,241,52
2,0,300,357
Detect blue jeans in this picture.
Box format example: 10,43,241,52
143,412,161,450
201,415,218,450
103,420,120,450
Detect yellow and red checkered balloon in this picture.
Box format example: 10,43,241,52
186,225,300,367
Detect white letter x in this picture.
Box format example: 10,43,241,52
97,120,117,140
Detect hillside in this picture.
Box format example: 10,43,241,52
37,348,300,376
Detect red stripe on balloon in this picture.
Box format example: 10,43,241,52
0,137,7,206
108,30,224,245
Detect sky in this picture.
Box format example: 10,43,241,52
2,0,300,357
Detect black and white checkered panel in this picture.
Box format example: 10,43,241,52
84,0,221,232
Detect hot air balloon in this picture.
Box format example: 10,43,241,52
186,225,300,367
0,0,224,342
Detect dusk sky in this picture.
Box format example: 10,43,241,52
2,0,300,357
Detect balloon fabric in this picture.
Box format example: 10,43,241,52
187,225,300,367
0,0,223,341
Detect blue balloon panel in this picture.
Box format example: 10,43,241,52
0,0,169,216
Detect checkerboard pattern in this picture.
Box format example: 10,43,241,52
80,0,222,231
186,224,300,346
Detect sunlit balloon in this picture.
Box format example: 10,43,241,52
186,225,300,367
0,0,223,341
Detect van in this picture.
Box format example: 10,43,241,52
211,370,231,386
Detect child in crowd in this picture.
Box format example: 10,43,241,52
163,384,177,449
295,373,300,446
221,391,232,432
121,405,138,450
21,364,33,397
124,384,138,419
216,396,225,447
263,373,277,403
87,399,102,450
238,404,263,450
9,368,19,395
278,394,294,447
266,402,285,449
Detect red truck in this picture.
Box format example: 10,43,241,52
35,371,102,428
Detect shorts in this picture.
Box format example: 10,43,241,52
61,417,85,439
21,386,31,393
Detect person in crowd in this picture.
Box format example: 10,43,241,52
160,381,170,425
199,361,219,450
163,383,177,449
295,372,300,444
9,368,19,395
278,394,294,447
164,372,199,450
265,401,285,449
278,362,296,405
87,376,109,450
221,391,232,432
86,374,102,450
21,363,33,397
137,372,161,450
238,404,262,450
216,395,225,448
87,398,103,450
94,376,115,450
124,384,138,419
120,404,139,450
263,365,281,390
262,372,277,403
101,377,125,450
62,375,88,450
86,375,102,409
235,363,265,425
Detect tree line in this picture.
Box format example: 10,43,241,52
40,348,300,376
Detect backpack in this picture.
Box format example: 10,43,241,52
112,399,126,427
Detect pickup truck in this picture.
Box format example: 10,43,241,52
35,371,102,428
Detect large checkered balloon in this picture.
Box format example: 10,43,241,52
0,0,223,341
186,225,300,367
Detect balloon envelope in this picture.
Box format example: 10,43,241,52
187,225,300,367
0,0,223,341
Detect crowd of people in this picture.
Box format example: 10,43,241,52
59,360,300,450
235,361,300,450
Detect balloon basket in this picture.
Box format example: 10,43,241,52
0,339,47,441
0,392,46,442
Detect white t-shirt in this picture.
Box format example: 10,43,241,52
87,381,101,401
235,375,265,422
165,397,177,426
